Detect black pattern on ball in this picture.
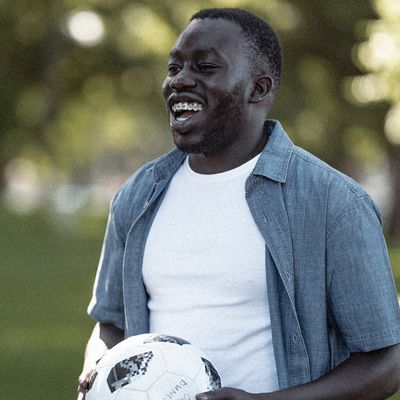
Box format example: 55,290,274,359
143,334,191,346
201,358,222,390
107,351,154,393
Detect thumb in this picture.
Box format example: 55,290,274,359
196,388,251,400
196,391,215,400
196,388,230,400
78,372,91,390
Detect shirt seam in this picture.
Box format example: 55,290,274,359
111,191,125,244
325,195,372,293
342,325,400,342
291,148,365,197
326,196,357,240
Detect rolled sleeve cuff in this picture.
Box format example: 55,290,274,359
87,302,125,332
344,326,400,353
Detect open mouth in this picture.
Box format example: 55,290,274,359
171,102,203,122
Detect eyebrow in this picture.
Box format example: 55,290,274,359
168,47,221,60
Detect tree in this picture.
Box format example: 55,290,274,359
349,0,400,239
2,0,396,235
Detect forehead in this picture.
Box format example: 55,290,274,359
169,18,246,60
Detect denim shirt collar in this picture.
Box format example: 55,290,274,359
147,148,186,183
149,120,294,184
253,120,293,182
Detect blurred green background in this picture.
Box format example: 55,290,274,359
0,0,399,399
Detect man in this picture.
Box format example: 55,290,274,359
78,8,400,400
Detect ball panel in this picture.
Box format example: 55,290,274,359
201,358,222,390
98,342,153,368
106,351,155,393
144,334,191,346
161,346,203,379
119,350,167,391
194,368,210,393
117,389,148,400
147,373,197,400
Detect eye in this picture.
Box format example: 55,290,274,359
196,63,219,73
168,64,181,75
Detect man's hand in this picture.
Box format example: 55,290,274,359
77,366,95,400
196,388,258,400
76,323,124,400
197,344,400,400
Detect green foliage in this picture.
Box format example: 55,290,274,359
2,0,399,238
0,0,387,182
351,0,400,238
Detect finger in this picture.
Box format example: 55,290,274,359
78,377,89,390
77,389,86,400
196,393,209,400
78,371,92,390
196,390,216,400
77,375,89,400
197,388,252,400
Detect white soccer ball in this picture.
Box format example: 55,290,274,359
86,333,222,400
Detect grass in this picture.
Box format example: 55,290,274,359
0,208,104,399
1,207,399,399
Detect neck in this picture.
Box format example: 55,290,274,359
188,122,268,174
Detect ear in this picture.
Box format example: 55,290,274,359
249,75,273,103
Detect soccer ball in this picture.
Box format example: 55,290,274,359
86,333,222,400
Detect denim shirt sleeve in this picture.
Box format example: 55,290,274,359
327,194,400,352
87,190,125,331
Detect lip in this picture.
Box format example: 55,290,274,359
167,93,205,111
169,108,205,133
167,93,206,133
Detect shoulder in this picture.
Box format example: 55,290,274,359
112,159,156,210
287,145,382,228
109,148,186,233
113,149,180,205
290,146,365,197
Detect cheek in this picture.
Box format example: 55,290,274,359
161,78,171,99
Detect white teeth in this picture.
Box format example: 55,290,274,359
172,102,203,113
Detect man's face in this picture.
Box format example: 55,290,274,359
162,18,252,155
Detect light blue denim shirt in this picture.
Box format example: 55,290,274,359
88,120,400,389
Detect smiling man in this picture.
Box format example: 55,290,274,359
78,8,400,400
162,13,275,173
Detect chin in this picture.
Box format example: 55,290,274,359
174,141,204,154
172,123,233,155
173,132,205,154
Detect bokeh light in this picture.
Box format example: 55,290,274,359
66,10,105,47
385,105,400,145
350,74,389,103
358,30,400,70
375,0,400,20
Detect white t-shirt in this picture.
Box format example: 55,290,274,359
142,154,279,393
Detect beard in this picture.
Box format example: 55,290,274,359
175,83,247,155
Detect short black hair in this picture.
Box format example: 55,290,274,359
191,8,282,92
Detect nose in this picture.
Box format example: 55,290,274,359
169,68,196,90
